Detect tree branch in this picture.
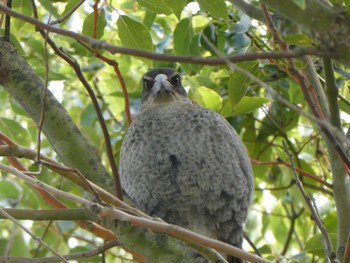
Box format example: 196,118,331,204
0,208,68,262
0,163,271,263
0,40,115,193
0,240,121,263
0,208,91,220
283,141,337,262
260,0,350,65
0,4,332,65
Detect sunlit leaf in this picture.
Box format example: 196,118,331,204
174,18,193,55
283,34,313,46
117,15,154,52
137,0,172,15
196,0,228,21
228,62,259,107
0,180,20,202
37,0,60,19
61,0,82,21
192,86,223,111
164,0,187,19
0,118,30,146
82,9,107,39
305,233,337,256
200,24,218,53
221,96,270,117
292,0,306,9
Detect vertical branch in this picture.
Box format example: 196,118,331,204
260,3,350,172
283,141,337,262
36,19,50,163
323,57,350,262
4,0,11,41
93,0,99,40
261,5,350,259
323,58,342,128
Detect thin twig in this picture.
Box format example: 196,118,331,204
344,232,350,263
251,159,333,189
282,141,337,262
34,220,53,257
49,0,85,25
243,232,262,257
0,240,121,263
29,2,123,199
260,3,350,176
4,0,11,41
281,204,304,256
78,40,132,126
0,208,68,262
0,4,333,65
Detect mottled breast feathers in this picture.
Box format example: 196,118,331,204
119,68,254,263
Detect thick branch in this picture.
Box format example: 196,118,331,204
0,208,91,221
0,40,115,193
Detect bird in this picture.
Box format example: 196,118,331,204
119,68,254,263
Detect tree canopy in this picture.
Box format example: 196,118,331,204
0,0,350,262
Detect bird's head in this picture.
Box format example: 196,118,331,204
140,68,191,109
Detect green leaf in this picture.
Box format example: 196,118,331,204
0,118,30,146
228,72,248,107
174,18,193,55
200,24,218,53
82,9,107,39
117,15,154,66
10,234,30,257
37,0,60,19
80,105,97,127
305,233,337,257
12,0,33,31
137,0,172,15
196,0,228,21
10,100,29,118
0,180,20,202
164,0,187,19
61,0,82,22
339,97,350,115
258,244,272,254
117,16,154,52
192,86,223,111
138,0,187,19
283,34,313,46
292,0,306,9
228,62,259,107
221,97,270,117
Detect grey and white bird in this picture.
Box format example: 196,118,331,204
120,68,254,263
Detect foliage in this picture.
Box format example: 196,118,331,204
0,0,350,262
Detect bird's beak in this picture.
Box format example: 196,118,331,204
152,74,174,95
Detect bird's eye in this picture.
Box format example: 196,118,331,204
171,75,181,85
143,79,153,90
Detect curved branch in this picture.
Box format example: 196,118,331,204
0,4,332,65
